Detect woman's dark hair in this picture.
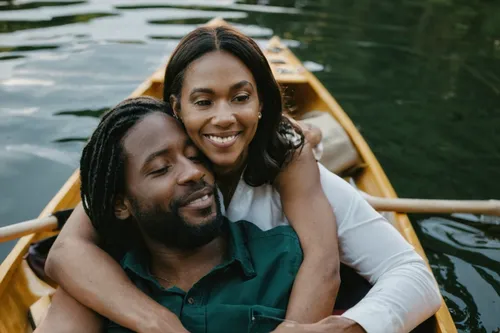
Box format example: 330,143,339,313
80,97,170,256
163,25,303,186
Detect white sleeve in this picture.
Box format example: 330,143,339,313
318,165,442,333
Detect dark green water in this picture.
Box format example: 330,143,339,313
0,1,498,331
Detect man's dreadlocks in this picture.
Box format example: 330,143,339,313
80,96,171,254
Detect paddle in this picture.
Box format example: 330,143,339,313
361,192,500,217
1,192,499,244
0,209,73,243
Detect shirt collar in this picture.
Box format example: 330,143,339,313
121,218,256,282
121,247,160,286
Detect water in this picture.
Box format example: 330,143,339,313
0,0,499,331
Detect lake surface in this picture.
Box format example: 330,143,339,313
1,0,499,332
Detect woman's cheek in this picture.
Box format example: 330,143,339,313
183,119,203,142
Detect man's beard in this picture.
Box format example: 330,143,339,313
129,182,225,250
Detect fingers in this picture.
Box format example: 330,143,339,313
297,121,322,147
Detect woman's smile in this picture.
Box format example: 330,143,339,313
174,50,260,169
203,131,242,148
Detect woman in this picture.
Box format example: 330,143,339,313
45,26,441,333
45,25,340,332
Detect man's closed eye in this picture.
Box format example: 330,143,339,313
149,166,170,176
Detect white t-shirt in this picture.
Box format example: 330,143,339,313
220,164,441,333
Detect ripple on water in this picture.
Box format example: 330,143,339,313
418,217,500,332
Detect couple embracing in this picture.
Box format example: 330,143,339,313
36,25,441,333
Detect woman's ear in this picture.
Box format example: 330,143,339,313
258,104,263,120
114,195,131,220
170,95,181,120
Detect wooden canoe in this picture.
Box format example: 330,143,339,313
0,18,457,333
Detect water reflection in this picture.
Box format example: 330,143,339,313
0,1,86,11
0,45,59,53
419,216,500,332
54,107,109,118
53,137,88,143
0,12,117,34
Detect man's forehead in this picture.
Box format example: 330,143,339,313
123,112,187,158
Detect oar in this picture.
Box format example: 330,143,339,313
360,192,500,217
345,177,500,218
2,192,500,243
0,209,73,243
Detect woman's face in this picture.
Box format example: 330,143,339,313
173,50,261,173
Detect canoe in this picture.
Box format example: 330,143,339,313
0,18,457,333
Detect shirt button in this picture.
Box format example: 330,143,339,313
187,297,195,305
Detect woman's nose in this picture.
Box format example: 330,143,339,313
211,103,236,128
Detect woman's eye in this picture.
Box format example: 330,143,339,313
195,100,212,107
233,95,250,103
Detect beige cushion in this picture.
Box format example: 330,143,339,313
300,111,360,174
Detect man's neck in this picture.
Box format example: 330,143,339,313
146,235,227,291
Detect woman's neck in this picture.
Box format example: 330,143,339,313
214,152,248,208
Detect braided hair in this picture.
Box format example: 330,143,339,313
80,97,171,254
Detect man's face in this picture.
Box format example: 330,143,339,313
118,112,223,250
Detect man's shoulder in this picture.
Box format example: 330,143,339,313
230,220,302,261
232,220,299,243
230,220,302,278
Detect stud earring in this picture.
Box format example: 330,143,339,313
258,112,262,119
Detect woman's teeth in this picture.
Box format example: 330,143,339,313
206,135,237,143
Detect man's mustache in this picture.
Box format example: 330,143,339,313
170,180,214,210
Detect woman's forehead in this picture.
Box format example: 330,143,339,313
183,51,256,90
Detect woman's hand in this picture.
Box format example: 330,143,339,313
272,316,365,333
297,121,322,147
284,114,322,147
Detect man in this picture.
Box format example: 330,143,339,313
36,97,358,333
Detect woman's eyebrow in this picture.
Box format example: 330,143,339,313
230,80,253,91
190,87,214,96
189,81,253,96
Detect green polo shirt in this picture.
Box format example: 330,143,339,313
106,219,302,333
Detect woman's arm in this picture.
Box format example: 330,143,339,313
275,143,340,323
35,288,102,333
317,165,442,333
45,203,188,333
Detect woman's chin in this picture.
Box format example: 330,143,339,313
209,153,245,173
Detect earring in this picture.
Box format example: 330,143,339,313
258,112,262,119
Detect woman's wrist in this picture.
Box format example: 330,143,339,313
135,306,188,333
